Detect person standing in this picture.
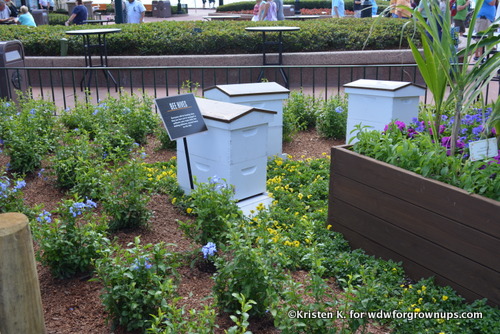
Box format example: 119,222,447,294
264,0,277,21
454,0,470,37
0,1,14,24
275,0,284,20
126,0,145,24
473,0,496,60
17,5,36,26
65,0,87,25
5,0,17,17
394,0,412,18
332,0,345,17
252,0,262,21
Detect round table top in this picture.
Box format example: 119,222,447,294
203,15,241,20
245,26,301,32
83,19,115,24
285,15,321,20
65,28,122,35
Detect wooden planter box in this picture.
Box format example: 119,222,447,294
328,145,500,306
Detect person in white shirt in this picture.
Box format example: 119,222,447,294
126,0,145,24
0,1,14,24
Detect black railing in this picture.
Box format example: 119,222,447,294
1,64,499,110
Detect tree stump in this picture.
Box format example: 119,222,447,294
0,213,46,334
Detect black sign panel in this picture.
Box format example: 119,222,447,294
155,93,208,140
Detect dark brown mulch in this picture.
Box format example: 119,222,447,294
13,130,391,333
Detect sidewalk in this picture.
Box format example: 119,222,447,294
144,8,216,22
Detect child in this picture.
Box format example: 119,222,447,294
251,0,261,21
17,5,36,27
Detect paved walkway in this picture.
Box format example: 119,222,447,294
145,8,216,22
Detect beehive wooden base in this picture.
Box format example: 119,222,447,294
0,213,46,334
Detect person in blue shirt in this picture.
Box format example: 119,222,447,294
16,5,36,26
371,0,378,16
65,0,87,25
473,0,496,60
332,0,345,17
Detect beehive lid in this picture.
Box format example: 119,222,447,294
196,98,276,123
204,82,289,97
344,79,425,92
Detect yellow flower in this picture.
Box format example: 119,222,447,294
437,319,445,324
326,225,332,230
418,298,423,304
293,240,300,247
298,193,304,200
414,308,421,313
186,208,193,214
171,197,177,204
442,295,448,301
392,268,398,272
421,285,427,291
256,203,266,211
275,159,283,166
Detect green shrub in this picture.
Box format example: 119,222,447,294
31,197,109,279
0,172,30,215
102,157,153,231
48,13,68,25
1,97,58,174
283,90,320,133
0,19,417,56
213,223,285,317
94,237,180,331
316,94,348,139
179,177,242,245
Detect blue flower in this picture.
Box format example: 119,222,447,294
37,210,52,223
202,242,217,259
4,102,11,107
140,152,147,159
335,106,344,113
131,256,152,270
29,109,36,115
14,180,26,190
85,198,97,208
472,126,483,136
92,109,99,115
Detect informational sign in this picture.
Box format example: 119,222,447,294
155,93,207,140
469,137,498,162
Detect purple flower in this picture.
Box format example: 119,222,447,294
202,242,217,259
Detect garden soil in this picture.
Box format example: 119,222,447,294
5,130,389,333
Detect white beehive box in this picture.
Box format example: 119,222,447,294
344,79,425,143
177,98,276,202
204,82,289,157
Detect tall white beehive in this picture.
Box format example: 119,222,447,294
204,82,289,157
177,98,276,202
344,79,425,143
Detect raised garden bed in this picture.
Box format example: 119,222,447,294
328,145,500,306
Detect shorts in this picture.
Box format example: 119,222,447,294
454,19,465,33
474,17,491,34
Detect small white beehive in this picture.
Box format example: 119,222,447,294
204,82,289,157
177,98,276,204
344,79,425,143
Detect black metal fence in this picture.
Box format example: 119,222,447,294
1,64,499,109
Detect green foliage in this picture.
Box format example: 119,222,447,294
31,197,109,279
179,177,242,245
0,19,416,56
0,97,58,174
48,13,68,25
102,156,153,231
226,293,256,334
352,123,500,201
93,237,180,332
407,0,500,154
0,171,30,215
316,94,348,139
147,299,218,334
283,90,319,139
213,222,286,317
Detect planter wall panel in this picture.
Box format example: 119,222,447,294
328,146,500,306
